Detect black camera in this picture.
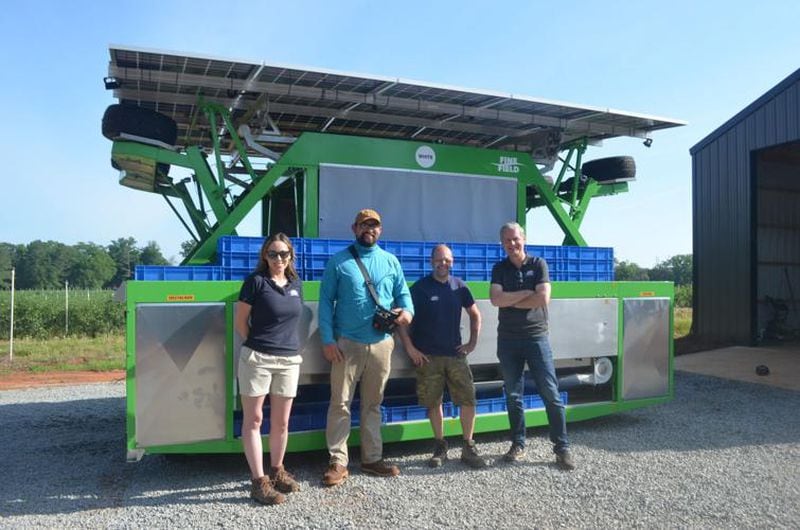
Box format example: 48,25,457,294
372,306,399,333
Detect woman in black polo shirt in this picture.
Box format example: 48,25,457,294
235,233,303,506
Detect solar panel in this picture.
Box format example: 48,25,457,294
107,44,684,160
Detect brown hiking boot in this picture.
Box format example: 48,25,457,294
460,440,487,469
250,476,285,505
361,459,400,477
502,443,526,463
556,450,576,471
429,438,449,468
322,463,349,486
270,465,301,493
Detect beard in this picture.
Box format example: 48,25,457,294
357,233,377,247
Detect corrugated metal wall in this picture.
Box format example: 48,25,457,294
691,70,800,344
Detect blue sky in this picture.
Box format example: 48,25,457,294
2,0,799,267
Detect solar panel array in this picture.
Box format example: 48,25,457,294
107,45,684,158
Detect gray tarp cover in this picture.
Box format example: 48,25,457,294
318,164,517,243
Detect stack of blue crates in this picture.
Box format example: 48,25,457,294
232,391,568,436
134,265,224,281
297,238,613,282
135,236,614,282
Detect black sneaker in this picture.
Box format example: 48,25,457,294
428,438,448,468
556,450,576,471
502,443,525,462
460,440,487,469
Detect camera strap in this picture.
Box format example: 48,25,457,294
348,245,384,309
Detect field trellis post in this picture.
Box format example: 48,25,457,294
65,280,69,336
9,267,14,361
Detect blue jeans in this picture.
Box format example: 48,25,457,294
497,337,568,453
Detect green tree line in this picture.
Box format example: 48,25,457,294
615,254,692,307
0,238,170,290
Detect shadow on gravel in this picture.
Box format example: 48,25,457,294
552,372,800,454
0,396,256,517
2,370,799,517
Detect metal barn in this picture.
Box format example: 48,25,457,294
691,68,800,344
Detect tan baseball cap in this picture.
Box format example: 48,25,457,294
354,208,382,225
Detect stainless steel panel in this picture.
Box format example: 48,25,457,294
548,299,618,359
622,298,670,400
136,303,226,447
296,301,417,382
297,298,618,382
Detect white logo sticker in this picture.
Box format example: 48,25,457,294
415,146,436,168
289,289,300,297
492,155,521,173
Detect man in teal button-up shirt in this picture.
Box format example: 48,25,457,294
319,208,413,486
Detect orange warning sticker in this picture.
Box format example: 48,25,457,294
167,294,196,302
639,291,655,297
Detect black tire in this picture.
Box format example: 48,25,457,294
581,156,636,183
102,104,178,145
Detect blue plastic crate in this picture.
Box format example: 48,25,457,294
463,270,491,281
400,269,428,281
224,267,252,281
219,251,260,269
522,391,568,409
381,240,433,257
475,397,508,414
381,396,455,423
303,268,326,281
217,236,303,257
302,238,351,255
134,265,224,281
217,235,269,254
527,245,560,262
231,399,377,436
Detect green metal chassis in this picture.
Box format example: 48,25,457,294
111,104,629,266
125,280,673,456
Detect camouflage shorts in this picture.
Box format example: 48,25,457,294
416,355,476,407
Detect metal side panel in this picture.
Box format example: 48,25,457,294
549,298,618,359
622,298,670,400
467,299,618,364
135,303,227,447
296,297,619,382
296,301,417,381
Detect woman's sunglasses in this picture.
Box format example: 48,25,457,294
266,250,291,260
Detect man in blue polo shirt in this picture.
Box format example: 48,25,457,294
398,244,485,469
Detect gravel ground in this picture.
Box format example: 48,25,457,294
1,372,798,529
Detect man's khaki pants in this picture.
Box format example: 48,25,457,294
326,336,394,466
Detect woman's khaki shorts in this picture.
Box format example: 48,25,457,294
237,347,301,397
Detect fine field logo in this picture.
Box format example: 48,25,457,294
492,155,521,173
415,146,436,168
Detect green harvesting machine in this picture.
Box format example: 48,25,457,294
103,45,685,460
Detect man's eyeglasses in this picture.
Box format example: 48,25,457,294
359,221,380,230
266,250,291,260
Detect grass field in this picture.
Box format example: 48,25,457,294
674,308,692,339
0,335,124,377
